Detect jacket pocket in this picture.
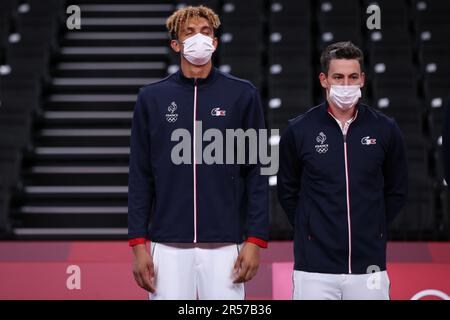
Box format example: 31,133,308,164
378,202,387,240
379,214,387,240
300,197,313,240
307,210,314,241
229,165,241,213
231,174,237,213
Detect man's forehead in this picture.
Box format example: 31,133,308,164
328,59,361,73
183,17,211,29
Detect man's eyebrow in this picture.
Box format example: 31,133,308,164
330,72,359,76
183,25,211,33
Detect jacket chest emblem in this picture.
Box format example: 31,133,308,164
211,107,226,117
166,102,178,123
361,136,377,145
315,132,329,154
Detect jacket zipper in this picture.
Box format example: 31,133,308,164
343,132,352,274
193,79,198,243
329,110,354,274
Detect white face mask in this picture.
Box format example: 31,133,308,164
181,33,215,66
329,85,362,110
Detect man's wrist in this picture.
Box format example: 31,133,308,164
132,243,148,256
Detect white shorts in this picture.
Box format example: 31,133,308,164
293,270,391,300
149,242,245,300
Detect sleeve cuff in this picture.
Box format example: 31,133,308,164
128,238,147,247
129,237,267,248
246,237,268,248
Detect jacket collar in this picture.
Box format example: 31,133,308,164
322,100,366,124
175,66,218,87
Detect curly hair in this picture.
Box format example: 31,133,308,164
166,5,221,40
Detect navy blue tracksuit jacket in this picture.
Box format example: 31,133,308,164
278,102,408,274
128,67,269,244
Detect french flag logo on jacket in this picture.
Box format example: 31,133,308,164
211,107,226,116
361,136,377,145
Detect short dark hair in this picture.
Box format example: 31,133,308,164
320,41,364,75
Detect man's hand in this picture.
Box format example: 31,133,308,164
233,242,260,283
132,244,156,293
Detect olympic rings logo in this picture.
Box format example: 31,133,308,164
166,114,178,123
315,144,329,154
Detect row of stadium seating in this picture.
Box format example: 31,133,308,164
0,0,65,236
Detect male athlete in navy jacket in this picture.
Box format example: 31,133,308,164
278,42,408,300
128,6,269,300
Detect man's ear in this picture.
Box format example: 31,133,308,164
213,37,218,50
171,39,181,53
319,72,328,89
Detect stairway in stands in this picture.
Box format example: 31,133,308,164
11,0,174,239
